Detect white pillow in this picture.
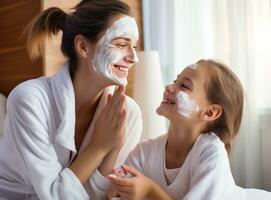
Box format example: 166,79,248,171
0,93,7,138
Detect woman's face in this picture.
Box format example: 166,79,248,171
91,15,139,86
156,63,210,122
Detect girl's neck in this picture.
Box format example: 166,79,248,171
165,121,201,168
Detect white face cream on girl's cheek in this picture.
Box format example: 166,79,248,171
176,91,200,118
92,16,139,85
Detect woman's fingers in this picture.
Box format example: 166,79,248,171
117,108,127,130
108,86,125,121
92,86,126,152
111,87,125,120
111,86,125,108
103,86,124,125
112,95,126,129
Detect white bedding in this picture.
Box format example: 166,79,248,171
0,93,7,138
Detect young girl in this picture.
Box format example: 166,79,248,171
0,0,142,199
107,59,271,199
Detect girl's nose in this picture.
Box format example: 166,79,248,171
165,83,175,93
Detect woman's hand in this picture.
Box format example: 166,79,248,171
107,165,154,200
90,86,127,154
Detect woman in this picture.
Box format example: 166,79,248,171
0,0,142,199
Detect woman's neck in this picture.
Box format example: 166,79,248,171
72,62,109,116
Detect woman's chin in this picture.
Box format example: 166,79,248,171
104,75,127,86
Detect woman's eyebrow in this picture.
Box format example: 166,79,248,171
112,37,131,41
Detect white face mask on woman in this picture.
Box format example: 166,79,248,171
92,16,139,86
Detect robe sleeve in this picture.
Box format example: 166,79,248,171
88,96,143,199
183,141,231,200
6,85,89,200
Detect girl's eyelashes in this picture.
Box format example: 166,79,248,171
181,84,190,90
173,80,189,90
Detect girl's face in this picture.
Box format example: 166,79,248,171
91,16,139,86
157,63,210,122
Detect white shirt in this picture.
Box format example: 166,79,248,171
0,63,142,200
125,133,271,200
163,161,180,185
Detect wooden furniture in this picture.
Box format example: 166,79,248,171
0,0,143,97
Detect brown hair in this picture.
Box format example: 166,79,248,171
198,59,244,154
24,0,132,74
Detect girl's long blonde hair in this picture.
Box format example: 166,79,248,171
199,59,244,154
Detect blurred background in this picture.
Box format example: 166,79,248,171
0,0,271,192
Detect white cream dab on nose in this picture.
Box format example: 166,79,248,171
188,63,198,70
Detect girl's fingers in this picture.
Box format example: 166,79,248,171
121,165,139,176
108,174,132,186
111,183,131,193
114,189,130,200
107,188,118,199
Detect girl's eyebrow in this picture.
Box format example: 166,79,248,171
177,75,193,84
181,76,194,88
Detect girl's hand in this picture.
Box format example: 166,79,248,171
90,86,127,154
107,165,154,200
107,186,121,200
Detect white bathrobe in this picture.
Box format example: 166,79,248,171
125,133,271,200
0,63,142,200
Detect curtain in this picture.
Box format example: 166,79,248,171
143,0,271,189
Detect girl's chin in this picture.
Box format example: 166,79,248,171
156,107,170,118
156,107,185,121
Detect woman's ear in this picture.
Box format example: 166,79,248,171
74,34,90,58
202,104,222,122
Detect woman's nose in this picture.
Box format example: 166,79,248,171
124,48,138,64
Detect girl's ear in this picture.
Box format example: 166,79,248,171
74,34,91,58
202,104,222,122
